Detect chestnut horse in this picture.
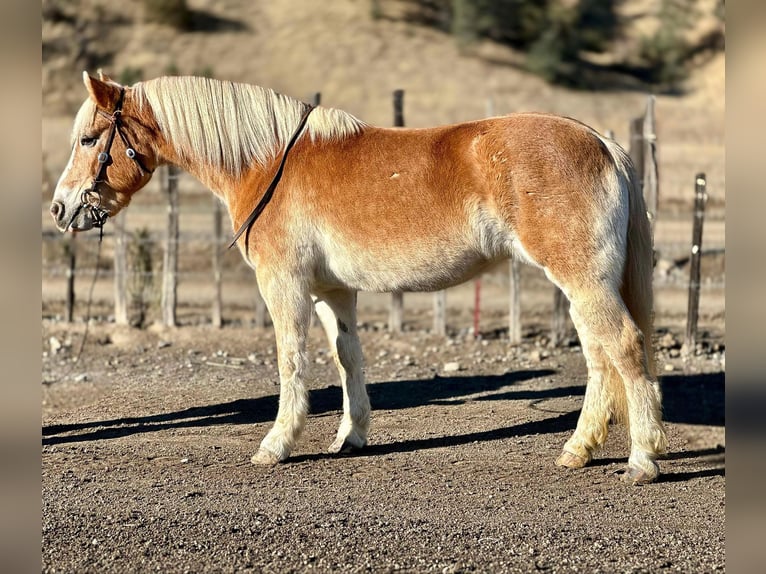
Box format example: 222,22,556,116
51,73,667,484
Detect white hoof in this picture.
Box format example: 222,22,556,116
251,448,280,466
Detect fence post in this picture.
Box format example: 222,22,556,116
64,235,76,322
472,97,497,340
211,197,223,328
508,259,521,345
683,173,708,360
113,211,129,325
629,116,644,188
642,96,659,235
389,89,405,332
473,280,481,339
551,285,570,347
308,91,322,329
161,164,179,327
433,291,446,336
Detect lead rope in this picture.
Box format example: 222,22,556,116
55,227,104,383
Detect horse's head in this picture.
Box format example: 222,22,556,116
50,72,158,232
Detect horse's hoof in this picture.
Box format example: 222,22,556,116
555,450,589,469
251,448,280,466
328,435,366,454
618,464,659,485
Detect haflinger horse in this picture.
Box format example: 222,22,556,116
51,72,668,484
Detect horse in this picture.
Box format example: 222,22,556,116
50,72,668,484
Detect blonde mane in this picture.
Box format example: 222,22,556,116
132,76,366,177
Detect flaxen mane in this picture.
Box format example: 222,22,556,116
132,76,366,176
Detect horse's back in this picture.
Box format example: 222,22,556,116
278,113,622,293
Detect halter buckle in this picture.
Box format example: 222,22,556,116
97,151,111,164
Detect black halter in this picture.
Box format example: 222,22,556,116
68,87,153,232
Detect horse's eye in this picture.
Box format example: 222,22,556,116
80,136,98,147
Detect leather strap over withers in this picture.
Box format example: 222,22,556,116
228,104,316,258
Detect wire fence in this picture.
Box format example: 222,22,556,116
40,195,725,345
42,92,725,347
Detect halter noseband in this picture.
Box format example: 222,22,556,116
68,87,153,231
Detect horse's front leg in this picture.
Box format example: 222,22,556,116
251,268,313,466
313,288,370,453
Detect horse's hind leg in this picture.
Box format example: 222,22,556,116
251,268,312,466
566,286,667,484
556,306,618,469
313,288,370,453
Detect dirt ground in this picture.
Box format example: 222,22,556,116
42,300,725,573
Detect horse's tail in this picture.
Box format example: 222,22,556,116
599,135,657,424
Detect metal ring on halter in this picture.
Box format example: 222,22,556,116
97,152,110,164
126,148,136,159
81,188,103,208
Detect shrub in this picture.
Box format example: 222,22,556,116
119,67,143,86
639,0,696,90
142,0,191,30
128,227,157,327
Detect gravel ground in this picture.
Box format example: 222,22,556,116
42,317,725,573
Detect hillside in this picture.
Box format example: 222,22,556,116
42,0,725,208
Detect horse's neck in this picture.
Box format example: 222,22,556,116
165,151,249,200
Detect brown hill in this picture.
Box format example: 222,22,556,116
42,0,724,207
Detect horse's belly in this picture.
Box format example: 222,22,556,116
318,240,502,293
313,199,519,293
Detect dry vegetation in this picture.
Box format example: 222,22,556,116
42,0,725,209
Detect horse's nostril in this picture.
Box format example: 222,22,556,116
50,201,63,221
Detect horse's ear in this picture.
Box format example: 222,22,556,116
83,71,121,110
97,69,114,83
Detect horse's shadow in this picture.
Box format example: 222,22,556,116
42,369,725,463
660,371,725,426
42,369,557,445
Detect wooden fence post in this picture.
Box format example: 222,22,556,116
161,164,179,327
683,173,708,359
309,91,322,329
642,96,659,235
508,259,521,345
211,197,223,328
473,279,481,339
254,286,267,328
433,291,446,336
471,97,497,340
551,285,570,347
113,211,129,325
64,235,76,323
389,89,405,333
629,116,644,187
390,293,404,333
